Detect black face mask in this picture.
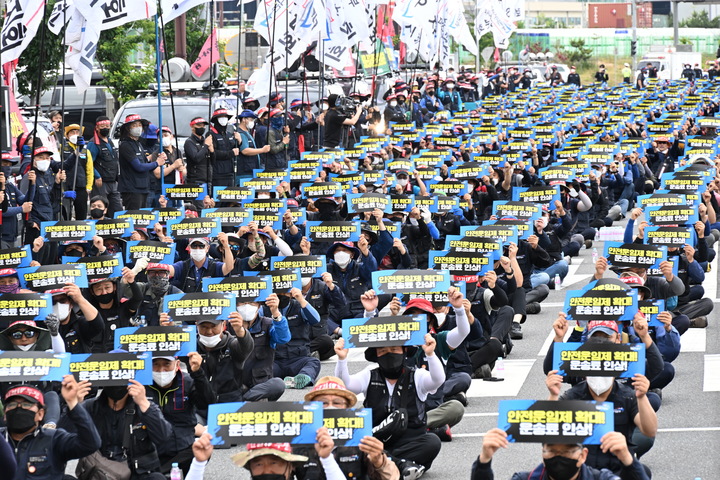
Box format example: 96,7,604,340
377,352,405,379
0,166,11,178
278,295,291,309
543,455,581,480
104,386,128,401
96,292,115,304
98,128,110,137
90,208,105,219
65,250,83,258
194,127,206,136
5,407,38,434
253,474,286,480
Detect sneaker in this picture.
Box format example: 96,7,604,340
428,424,452,442
309,350,321,360
584,239,593,249
649,388,663,401
510,322,523,340
526,302,541,315
446,391,468,407
689,316,708,328
472,364,492,379
563,255,572,265
399,460,425,480
283,376,295,388
294,374,312,389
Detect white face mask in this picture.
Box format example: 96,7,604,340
362,100,370,106
247,120,255,130
434,312,447,328
586,376,615,395
334,251,352,269
35,160,51,172
301,277,312,287
129,126,143,137
390,101,398,107
153,370,176,388
446,84,455,90
217,117,229,127
321,104,329,111
198,333,222,348
397,178,408,187
237,304,259,322
16,344,35,351
68,134,78,145
190,249,207,262
162,136,173,147
53,302,71,320
257,194,271,199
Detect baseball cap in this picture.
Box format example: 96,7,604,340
5,385,45,407
189,237,210,247
586,320,619,337
237,109,257,119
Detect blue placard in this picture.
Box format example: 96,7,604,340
114,209,158,228
429,250,495,276
645,204,699,226
213,186,255,202
0,245,33,268
553,342,646,378
512,186,561,209
163,292,235,324
306,221,361,243
163,183,207,201
94,218,135,238
114,325,197,357
246,269,303,293
125,240,176,264
492,200,542,221
0,351,71,382
202,275,273,302
301,182,342,198
62,253,124,281
498,399,614,445
342,314,427,348
69,352,153,386
563,286,638,324
604,241,667,269
18,264,89,291
208,401,324,446
41,220,96,242
0,292,53,325
372,269,450,295
271,256,327,278
324,408,373,447
639,299,665,328
201,207,254,227
166,217,221,240
346,193,393,213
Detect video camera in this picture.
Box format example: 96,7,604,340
335,95,358,116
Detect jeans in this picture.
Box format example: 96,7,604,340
531,259,569,287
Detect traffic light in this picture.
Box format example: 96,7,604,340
631,40,637,56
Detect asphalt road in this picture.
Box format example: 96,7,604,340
67,222,720,479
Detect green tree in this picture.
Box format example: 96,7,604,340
680,10,720,28
562,39,594,68
16,0,64,98
160,5,209,62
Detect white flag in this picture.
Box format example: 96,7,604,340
0,0,46,65
323,0,371,70
64,11,99,93
443,0,477,56
72,0,157,31
159,0,208,24
47,0,75,35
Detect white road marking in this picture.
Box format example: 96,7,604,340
703,354,720,392
538,329,572,357
453,427,720,438
707,247,719,300
463,412,500,417
680,328,706,353
466,359,536,397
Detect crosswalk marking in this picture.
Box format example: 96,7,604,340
466,359,535,397
703,354,720,392
680,329,706,353
560,258,589,288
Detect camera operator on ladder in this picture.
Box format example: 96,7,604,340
323,94,362,149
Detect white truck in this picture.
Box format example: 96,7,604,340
635,46,702,80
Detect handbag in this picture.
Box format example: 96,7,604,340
76,451,132,480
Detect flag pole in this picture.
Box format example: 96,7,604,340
206,0,215,192
155,5,165,199
159,10,180,152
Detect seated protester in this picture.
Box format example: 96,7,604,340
387,290,471,440
236,294,291,401
587,169,611,229
88,195,110,220
0,435,16,478
169,234,234,293
326,239,378,319
266,288,322,389
3,380,101,480
603,158,634,222
537,200,582,261
473,428,649,480
0,268,33,295
401,207,438,269
493,243,526,338
513,233,553,313
432,206,471,250
146,353,215,475
467,270,515,378
546,320,658,476
51,283,103,354
78,377,171,480
135,263,183,327
335,325,445,476
88,269,143,353
294,376,400,480
560,181,595,248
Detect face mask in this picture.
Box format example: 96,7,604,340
253,474,287,480
162,137,173,148
301,277,312,287
390,101,398,107
217,117,229,127
53,302,71,321
237,304,259,322
427,91,435,96
0,166,11,179
362,100,370,106
199,333,222,348
542,455,581,480
397,178,408,187
377,352,405,379
491,178,499,185
257,194,271,199
247,120,255,130
278,295,291,309
16,344,35,351
148,276,169,295
104,386,128,401
68,134,79,145
446,84,455,90
435,312,447,328
35,160,50,172
129,126,143,137
190,249,207,262
321,104,329,111
153,370,176,388
586,376,614,395
105,243,120,255
5,407,38,434
334,251,352,269
90,208,105,219
96,292,114,304
0,282,20,294
194,127,206,136
99,128,110,137
65,249,83,258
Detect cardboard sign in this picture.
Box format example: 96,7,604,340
512,186,561,208
213,186,255,202
428,195,459,214
271,256,327,278
126,240,176,264
400,282,467,308
390,194,414,212
154,208,185,226
201,208,253,227
202,276,273,302
290,168,322,183
0,351,71,382
207,401,323,447
646,205,698,226
114,325,197,356
564,283,638,323
63,254,124,282
644,226,694,247
493,201,542,220
163,183,207,201
306,221,361,242
167,218,221,239
637,193,686,209
427,180,468,197
247,269,302,293
301,182,342,198
69,352,153,386
164,292,235,324
429,250,494,276
444,235,503,254
604,242,666,269
323,409,373,447
498,400,614,444
639,299,665,328
554,342,646,377
342,315,427,348
461,225,518,244
94,219,135,239
346,193,392,213
40,220,96,242
19,264,88,292
0,245,33,268
0,293,53,326
372,269,450,294
115,210,158,228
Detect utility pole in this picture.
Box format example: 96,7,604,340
672,0,679,48
175,14,187,59
631,0,637,71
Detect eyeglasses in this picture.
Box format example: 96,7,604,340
10,330,36,340
229,244,240,251
542,447,581,458
5,401,38,410
147,270,168,278
190,243,206,249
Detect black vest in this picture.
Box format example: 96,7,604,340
63,145,88,189
243,316,276,387
364,367,426,431
180,258,217,293
93,141,119,181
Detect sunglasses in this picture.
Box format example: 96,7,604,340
190,243,206,249
10,330,36,340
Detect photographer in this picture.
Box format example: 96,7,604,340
150,126,185,208
323,94,362,149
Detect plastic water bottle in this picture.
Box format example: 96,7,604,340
137,315,147,327
592,247,598,265
554,274,562,290
494,357,505,380
170,463,183,480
